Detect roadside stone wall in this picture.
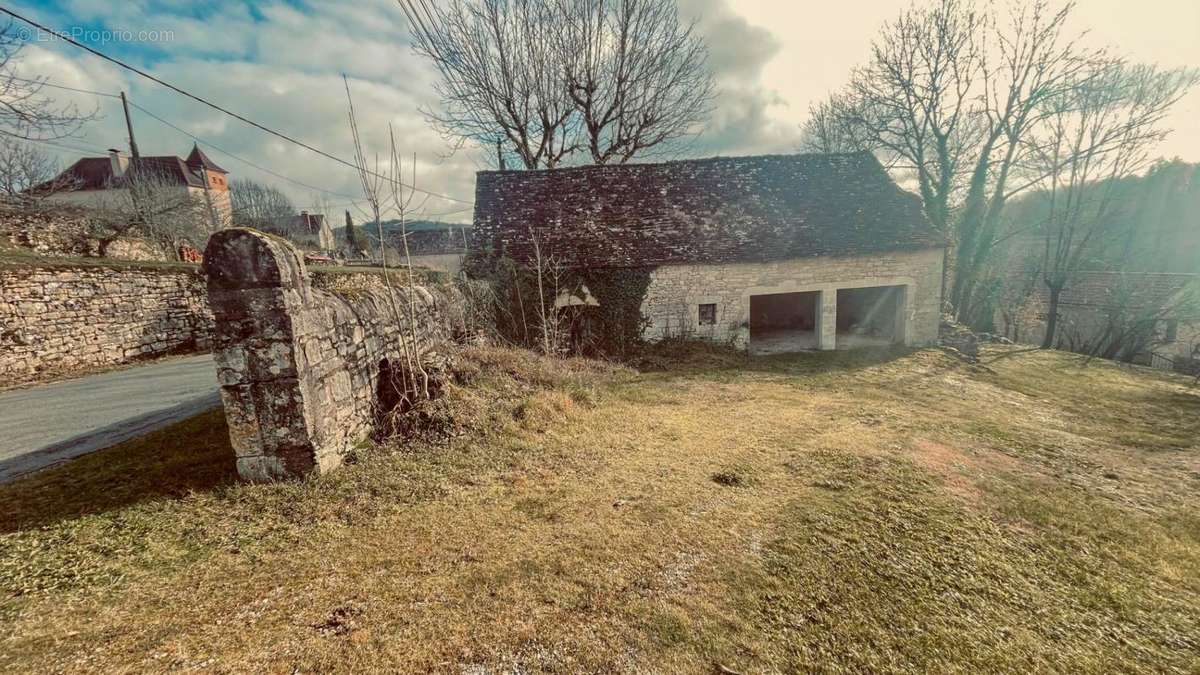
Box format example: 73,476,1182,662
0,263,211,384
640,248,944,349
204,228,464,482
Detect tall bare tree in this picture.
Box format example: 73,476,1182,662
0,21,94,140
1025,60,1198,348
950,0,1097,323
556,0,713,164
398,0,713,168
400,0,576,169
799,0,1106,323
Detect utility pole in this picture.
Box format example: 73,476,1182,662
120,91,145,226
120,92,140,159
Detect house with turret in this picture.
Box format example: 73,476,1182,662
32,144,232,231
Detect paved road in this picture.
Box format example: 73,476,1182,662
0,355,221,483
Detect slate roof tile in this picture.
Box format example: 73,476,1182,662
472,152,943,268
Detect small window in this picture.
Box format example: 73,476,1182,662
698,303,717,326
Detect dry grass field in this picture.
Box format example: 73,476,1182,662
1,344,1198,673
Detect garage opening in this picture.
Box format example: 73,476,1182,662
749,291,820,355
835,285,905,348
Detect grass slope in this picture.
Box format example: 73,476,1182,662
0,345,1197,673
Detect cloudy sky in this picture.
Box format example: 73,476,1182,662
10,0,1200,223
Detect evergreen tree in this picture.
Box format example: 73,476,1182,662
344,210,369,253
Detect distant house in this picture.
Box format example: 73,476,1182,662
32,144,232,230
472,152,945,353
340,219,472,273
289,211,335,251
402,221,471,274
998,270,1199,372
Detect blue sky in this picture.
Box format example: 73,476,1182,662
10,0,1200,223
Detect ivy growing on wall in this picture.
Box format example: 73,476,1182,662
463,249,654,357
576,266,653,357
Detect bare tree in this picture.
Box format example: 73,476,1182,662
0,21,94,139
1025,61,1199,348
799,0,1104,324
399,0,713,168
798,95,879,156
400,0,576,169
88,168,208,257
229,178,295,233
0,134,59,200
950,0,1097,323
839,0,985,239
555,0,713,164
345,76,432,405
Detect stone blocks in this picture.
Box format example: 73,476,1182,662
639,248,944,349
0,264,212,384
204,229,463,482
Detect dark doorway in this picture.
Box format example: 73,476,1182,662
749,291,820,355
835,286,905,348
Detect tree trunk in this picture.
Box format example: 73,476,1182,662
1041,285,1063,349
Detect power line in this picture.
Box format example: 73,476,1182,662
0,6,473,206
2,131,112,156
129,102,466,219
127,99,367,202
7,75,120,98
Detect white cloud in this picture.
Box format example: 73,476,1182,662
15,0,1194,228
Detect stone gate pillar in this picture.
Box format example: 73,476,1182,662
204,228,461,482
203,228,322,481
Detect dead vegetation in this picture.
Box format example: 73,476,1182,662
0,344,1198,672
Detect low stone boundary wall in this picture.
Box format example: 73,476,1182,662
0,263,212,384
204,229,464,481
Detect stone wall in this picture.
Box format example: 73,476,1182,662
0,251,428,387
0,262,212,384
204,229,465,482
639,248,944,349
0,202,169,261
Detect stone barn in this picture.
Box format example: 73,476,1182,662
472,152,944,353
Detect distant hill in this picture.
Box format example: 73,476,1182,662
332,219,468,236
332,219,472,255
1002,159,1200,274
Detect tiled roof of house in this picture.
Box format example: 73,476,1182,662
471,152,942,268
31,144,226,194
185,144,227,174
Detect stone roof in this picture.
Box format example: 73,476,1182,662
1025,271,1197,311
471,152,942,268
